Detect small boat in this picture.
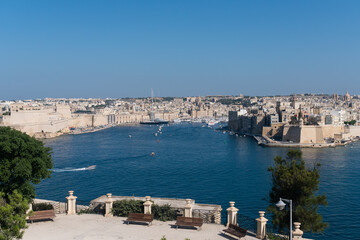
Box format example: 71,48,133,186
129,135,132,138
151,152,155,156
87,165,96,170
155,133,158,136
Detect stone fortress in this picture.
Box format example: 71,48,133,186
228,92,360,147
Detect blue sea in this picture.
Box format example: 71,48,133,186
37,124,360,239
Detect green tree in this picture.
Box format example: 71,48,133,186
0,127,53,201
289,116,299,125
268,149,328,233
0,190,29,240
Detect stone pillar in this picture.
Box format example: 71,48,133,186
256,211,268,239
26,203,32,219
293,222,304,239
66,190,77,215
143,196,153,214
184,199,193,217
226,201,238,227
105,193,113,217
214,206,223,224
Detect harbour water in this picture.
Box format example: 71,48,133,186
38,124,360,239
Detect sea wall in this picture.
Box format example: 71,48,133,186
300,125,325,144
282,125,344,144
282,125,301,142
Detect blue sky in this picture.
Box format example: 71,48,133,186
1,0,359,99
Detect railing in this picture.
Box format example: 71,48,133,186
76,200,90,213
237,213,257,233
34,201,66,214
192,209,217,224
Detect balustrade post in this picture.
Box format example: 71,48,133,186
66,190,77,215
226,201,238,227
256,211,268,239
105,193,113,217
184,199,193,217
143,196,153,214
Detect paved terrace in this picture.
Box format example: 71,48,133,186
23,214,258,240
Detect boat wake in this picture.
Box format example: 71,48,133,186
53,165,96,173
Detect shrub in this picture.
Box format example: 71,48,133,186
111,200,144,217
77,208,96,215
152,204,177,221
160,236,166,240
32,202,54,211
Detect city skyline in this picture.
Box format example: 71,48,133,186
1,1,360,99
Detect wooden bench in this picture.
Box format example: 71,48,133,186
175,216,203,230
28,210,56,223
126,213,154,226
223,224,247,239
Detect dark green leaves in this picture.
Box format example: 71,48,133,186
268,149,328,233
0,127,53,201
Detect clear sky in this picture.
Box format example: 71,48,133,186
1,0,359,99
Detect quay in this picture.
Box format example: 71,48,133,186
251,135,350,148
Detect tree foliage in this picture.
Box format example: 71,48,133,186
0,127,53,201
268,149,328,233
344,120,356,125
0,191,29,240
289,116,299,125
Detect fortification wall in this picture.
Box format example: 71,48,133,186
282,125,301,142
347,126,360,137
262,124,284,139
321,125,343,138
300,126,325,144
71,114,93,127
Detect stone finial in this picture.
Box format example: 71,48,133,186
293,222,304,239
256,211,268,239
69,190,74,196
